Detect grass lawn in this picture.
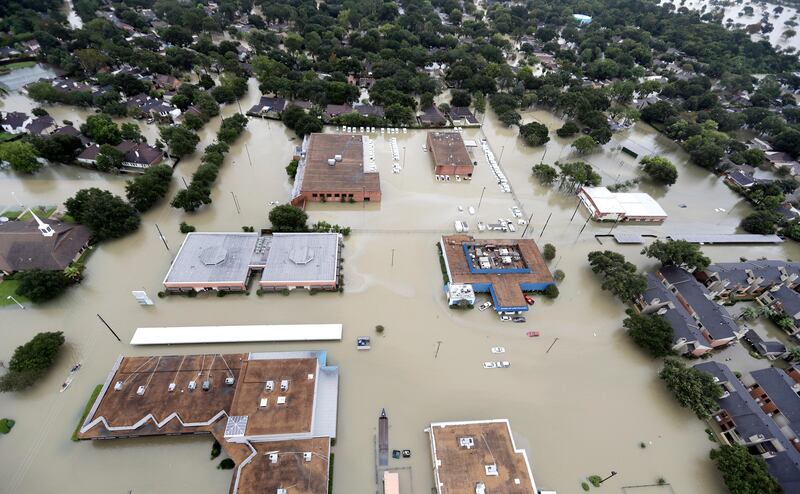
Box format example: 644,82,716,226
71,384,102,441
16,206,57,221
0,61,36,74
0,279,29,307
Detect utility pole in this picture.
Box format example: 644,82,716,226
434,341,442,359
476,186,486,215
155,224,169,251
498,145,506,166
520,212,534,237
391,248,395,267
245,144,253,167
181,177,189,190
570,199,582,222
538,212,552,239
97,314,121,342
231,192,241,214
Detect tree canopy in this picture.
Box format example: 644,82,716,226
641,240,710,271
64,188,140,241
269,204,309,232
659,358,723,420
623,310,675,357
710,445,781,494
588,250,647,301
640,156,678,185
0,331,65,392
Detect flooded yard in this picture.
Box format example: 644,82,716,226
2,86,798,494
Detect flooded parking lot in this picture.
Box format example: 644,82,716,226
3,84,799,494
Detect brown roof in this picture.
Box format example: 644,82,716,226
228,357,318,436
429,420,536,494
0,219,90,272
428,132,472,169
441,235,553,309
233,438,330,494
300,133,380,195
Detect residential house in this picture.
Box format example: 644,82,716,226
353,104,385,118
323,104,353,121
699,261,800,301
0,111,30,134
658,265,744,348
126,94,180,122
777,202,800,222
743,329,788,360
24,116,57,136
448,106,480,126
51,125,91,146
758,284,800,338
418,106,447,126
0,220,91,275
724,170,757,190
695,362,800,493
153,74,181,91
636,273,712,356
77,140,164,172
247,96,287,118
766,151,800,176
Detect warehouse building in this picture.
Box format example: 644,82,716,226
291,133,381,205
427,131,474,177
578,186,667,223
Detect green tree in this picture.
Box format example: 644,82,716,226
0,331,65,392
0,141,42,174
65,188,140,241
543,243,556,261
532,163,558,184
95,144,124,172
160,126,200,158
641,240,710,271
624,310,675,357
571,135,599,154
498,110,521,127
740,211,780,235
120,122,142,141
519,122,550,146
125,165,173,212
659,358,723,419
640,156,678,185
80,114,121,145
15,270,70,303
587,250,648,301
556,122,579,138
286,159,299,178
709,445,781,494
269,204,308,232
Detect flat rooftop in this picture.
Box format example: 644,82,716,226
163,233,268,286
428,131,472,169
300,133,380,194
580,186,667,218
130,324,343,345
260,233,340,284
80,353,246,439
234,438,330,494
79,351,338,440
429,419,537,494
227,357,318,437
441,235,554,309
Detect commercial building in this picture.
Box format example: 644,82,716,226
427,419,538,494
291,133,381,205
427,131,474,177
162,232,342,293
695,362,800,492
78,351,339,494
440,235,554,312
0,219,90,275
578,186,667,223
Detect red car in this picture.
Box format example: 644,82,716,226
524,295,535,305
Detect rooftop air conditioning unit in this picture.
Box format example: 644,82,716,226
265,380,274,391
485,464,498,476
188,380,197,391
114,381,122,391
327,158,336,166
137,386,146,396
277,396,287,405
225,377,235,385
269,453,278,464
303,452,312,462
280,379,289,391
459,437,475,449
334,154,342,162
202,380,210,391
168,383,176,392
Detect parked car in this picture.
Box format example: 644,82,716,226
499,315,512,322
512,316,526,323
478,301,493,311
524,295,535,305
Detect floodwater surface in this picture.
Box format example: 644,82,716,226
3,85,798,494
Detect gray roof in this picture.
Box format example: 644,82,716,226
643,273,704,345
706,261,800,288
661,265,740,341
772,285,800,321
751,368,800,430
744,330,786,356
164,232,264,285
0,219,90,272
694,362,800,491
260,233,340,284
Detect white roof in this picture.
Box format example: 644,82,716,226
130,324,343,345
581,187,667,218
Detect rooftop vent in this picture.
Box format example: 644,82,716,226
199,246,228,266
485,464,498,476
277,396,287,405
269,453,278,464
225,377,235,386
475,483,486,494
303,452,312,462
459,437,475,449
114,381,122,391
260,398,268,408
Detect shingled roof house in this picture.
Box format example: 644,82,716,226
0,219,91,275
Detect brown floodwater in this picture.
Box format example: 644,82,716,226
2,83,798,494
